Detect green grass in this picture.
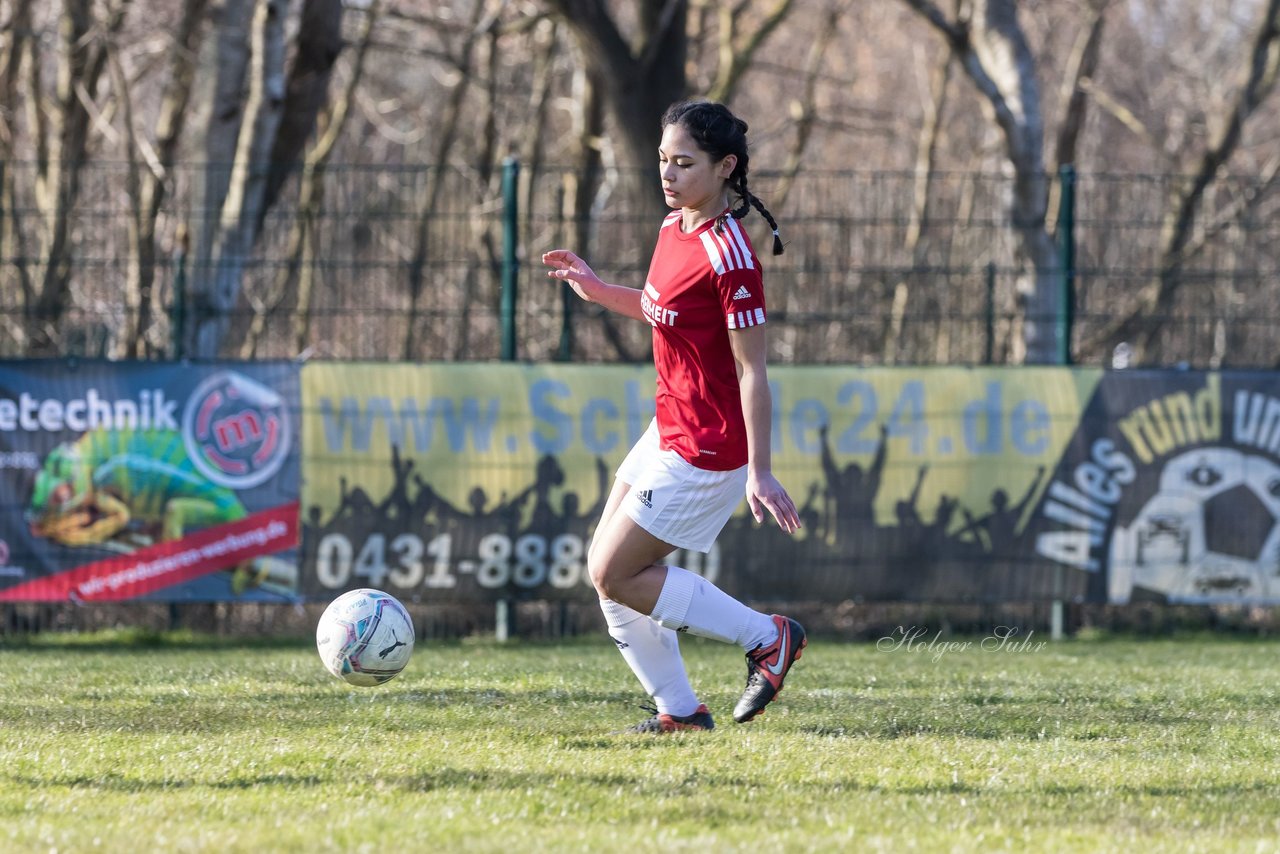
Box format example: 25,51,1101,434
3,631,1280,852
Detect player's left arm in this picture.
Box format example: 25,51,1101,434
730,325,801,534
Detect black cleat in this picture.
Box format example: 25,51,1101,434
733,615,807,723
622,703,715,734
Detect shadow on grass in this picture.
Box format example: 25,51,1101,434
797,778,1280,798
3,688,639,735
796,712,1201,740
13,769,1278,801
7,772,327,792
0,628,310,652
8,768,651,794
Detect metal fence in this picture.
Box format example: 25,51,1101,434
1,162,1276,366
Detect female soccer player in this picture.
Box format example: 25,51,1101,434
542,100,806,732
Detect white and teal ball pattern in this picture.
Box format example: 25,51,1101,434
316,588,415,686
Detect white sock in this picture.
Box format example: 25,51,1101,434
650,566,779,651
599,598,701,717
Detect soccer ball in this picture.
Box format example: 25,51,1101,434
316,588,415,686
1110,448,1280,603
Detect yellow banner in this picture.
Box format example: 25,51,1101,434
772,366,1102,526
303,364,1102,524
303,363,658,517
300,364,1101,598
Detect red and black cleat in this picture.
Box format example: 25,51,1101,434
733,615,807,723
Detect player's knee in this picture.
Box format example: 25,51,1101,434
586,556,612,597
587,554,631,600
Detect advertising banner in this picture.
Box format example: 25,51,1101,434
0,362,301,602
1025,371,1280,605
301,363,1100,603
302,364,656,602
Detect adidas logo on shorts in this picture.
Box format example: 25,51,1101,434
635,489,653,508
732,285,752,300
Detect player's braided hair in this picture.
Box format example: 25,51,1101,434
661,99,785,256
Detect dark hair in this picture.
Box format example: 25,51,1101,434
660,99,784,256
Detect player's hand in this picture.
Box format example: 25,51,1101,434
746,470,801,534
542,249,602,302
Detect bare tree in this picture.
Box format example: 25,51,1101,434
540,0,688,184
558,61,645,362
111,0,210,357
0,0,36,350
705,0,796,103
259,0,344,224
402,0,498,361
901,0,1072,365
186,0,286,357
186,0,355,358
1089,0,1280,363
1053,0,1107,172
883,39,953,365
237,0,381,358
185,0,262,356
771,4,843,211
0,0,1275,366
25,0,130,355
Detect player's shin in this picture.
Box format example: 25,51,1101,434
599,597,700,717
649,565,778,651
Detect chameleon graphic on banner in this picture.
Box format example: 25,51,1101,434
0,363,301,602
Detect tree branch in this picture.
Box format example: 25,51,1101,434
707,0,795,103
542,0,637,82
638,0,686,71
1053,1,1107,170
773,4,842,210
900,0,963,42
1076,77,1157,150
1084,0,1280,359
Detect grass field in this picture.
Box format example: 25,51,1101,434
3,627,1280,852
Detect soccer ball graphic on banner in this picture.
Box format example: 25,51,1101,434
316,589,415,686
1109,448,1280,604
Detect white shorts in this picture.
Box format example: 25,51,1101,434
615,419,747,553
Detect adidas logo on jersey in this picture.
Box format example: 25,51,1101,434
732,285,752,300
635,489,653,508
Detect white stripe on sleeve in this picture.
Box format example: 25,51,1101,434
713,228,743,270
726,218,755,270
699,232,726,274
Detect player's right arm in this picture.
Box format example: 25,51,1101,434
542,249,645,321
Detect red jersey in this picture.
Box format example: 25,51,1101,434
641,210,768,471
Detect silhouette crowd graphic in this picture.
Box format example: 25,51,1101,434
303,425,1052,601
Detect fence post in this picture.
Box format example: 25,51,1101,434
1057,165,1076,366
984,261,996,364
558,282,573,362
497,157,520,641
1050,165,1078,640
500,157,520,362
